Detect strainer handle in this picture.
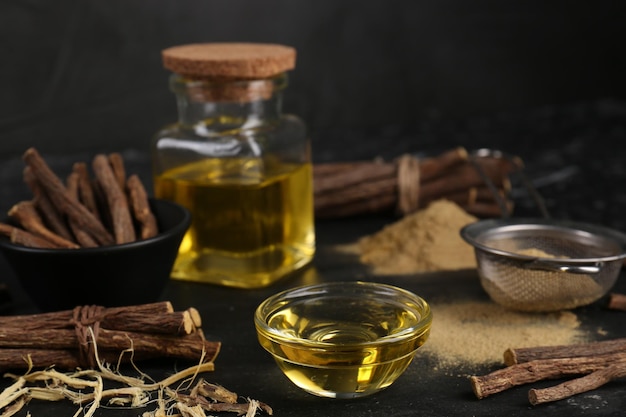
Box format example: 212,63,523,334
528,260,602,275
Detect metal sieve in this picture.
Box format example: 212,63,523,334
461,218,626,312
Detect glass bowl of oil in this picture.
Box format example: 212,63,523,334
254,281,432,399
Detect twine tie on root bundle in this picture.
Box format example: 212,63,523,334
71,304,106,369
396,154,421,215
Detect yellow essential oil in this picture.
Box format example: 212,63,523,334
154,158,315,288
256,293,430,398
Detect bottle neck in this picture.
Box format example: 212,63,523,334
170,74,286,135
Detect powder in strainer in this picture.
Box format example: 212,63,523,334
419,300,588,371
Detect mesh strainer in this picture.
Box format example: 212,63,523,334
461,218,626,312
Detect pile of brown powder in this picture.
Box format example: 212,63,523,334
420,300,588,371
358,199,478,274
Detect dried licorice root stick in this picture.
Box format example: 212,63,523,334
72,162,102,222
0,223,58,249
92,154,136,244
503,338,626,366
108,152,127,192
127,174,158,239
463,200,514,218
65,172,101,248
0,326,220,363
23,167,75,242
608,293,626,311
528,362,626,405
22,148,114,246
418,146,468,182
313,161,396,195
0,301,184,334
470,352,626,399
8,201,78,249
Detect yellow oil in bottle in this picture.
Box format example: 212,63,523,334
154,158,315,288
256,297,429,398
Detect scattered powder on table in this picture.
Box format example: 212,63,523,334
358,199,478,274
420,300,588,372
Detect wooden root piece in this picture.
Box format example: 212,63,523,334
470,352,626,399
313,161,395,195
608,293,626,311
173,389,273,415
0,223,59,249
314,177,397,213
0,348,173,373
66,172,99,248
503,338,626,366
462,200,514,218
22,148,114,246
471,338,626,406
72,162,102,221
127,174,158,239
193,379,238,403
6,148,159,249
418,146,469,182
417,159,511,204
313,147,517,218
528,362,626,405
0,301,196,335
0,325,220,361
23,167,75,241
8,201,78,249
108,152,127,192
92,154,136,244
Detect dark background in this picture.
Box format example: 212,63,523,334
1,0,625,161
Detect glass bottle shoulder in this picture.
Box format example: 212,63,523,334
152,114,308,174
154,114,305,149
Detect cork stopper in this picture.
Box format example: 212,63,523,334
162,42,296,79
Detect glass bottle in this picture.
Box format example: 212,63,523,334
152,43,315,289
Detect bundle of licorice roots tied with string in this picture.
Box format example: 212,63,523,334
314,147,523,219
0,301,220,373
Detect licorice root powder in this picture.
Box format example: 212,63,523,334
418,300,586,371
358,199,478,274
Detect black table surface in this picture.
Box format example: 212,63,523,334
1,215,625,417
1,103,626,416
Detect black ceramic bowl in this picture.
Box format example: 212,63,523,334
0,199,190,312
